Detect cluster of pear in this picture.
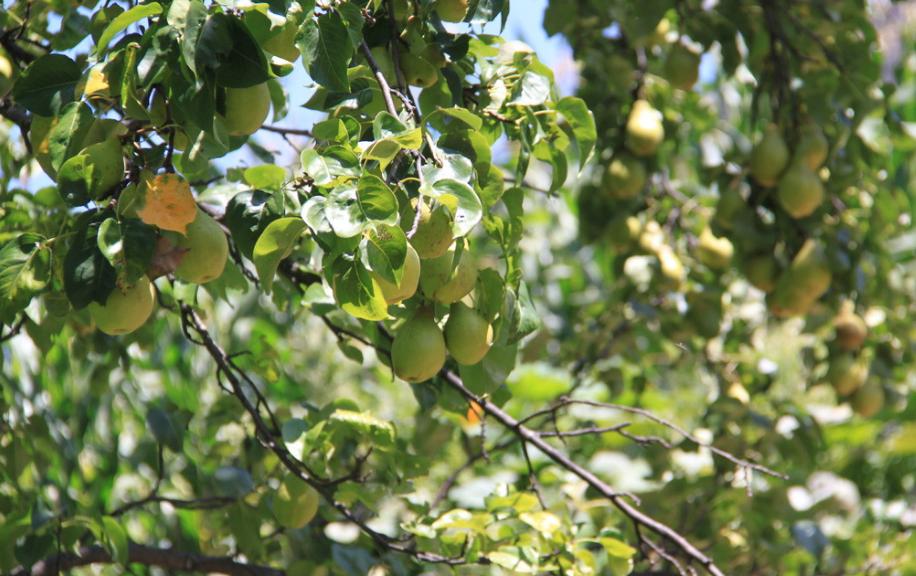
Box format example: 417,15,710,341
602,100,664,199
375,203,494,383
750,122,829,219
361,0,468,91
824,302,883,417
89,176,228,336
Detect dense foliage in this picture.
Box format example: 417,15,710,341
0,0,913,575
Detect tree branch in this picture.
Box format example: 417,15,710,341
11,542,284,576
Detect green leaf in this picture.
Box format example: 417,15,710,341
300,147,360,186
48,101,94,173
510,71,551,107
146,406,183,451
598,537,637,559
332,259,388,321
252,217,307,292
365,224,407,285
309,11,352,92
101,517,129,565
196,13,270,88
325,184,366,238
214,466,254,498
357,175,398,224
63,213,117,309
426,107,484,132
167,0,207,77
519,511,562,535
506,362,571,401
243,164,286,191
97,218,156,284
557,96,597,170
224,189,277,259
0,234,51,320
95,2,163,57
12,54,81,116
328,409,396,448
426,179,483,238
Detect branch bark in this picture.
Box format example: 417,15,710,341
11,542,284,576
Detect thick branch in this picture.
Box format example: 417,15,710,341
11,542,284,576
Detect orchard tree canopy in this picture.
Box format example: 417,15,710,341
0,0,914,574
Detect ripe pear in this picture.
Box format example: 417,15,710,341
664,43,701,91
777,162,824,219
271,476,320,529
262,21,300,62
768,239,832,317
420,246,477,304
372,244,421,304
0,50,15,99
851,380,884,417
827,354,868,396
743,254,778,293
410,202,454,259
436,0,469,22
444,303,493,365
399,52,438,88
657,247,685,287
175,209,229,284
220,83,271,136
391,312,447,382
89,276,156,336
749,125,789,188
794,122,828,170
603,154,646,199
625,99,665,157
833,301,867,351
638,221,665,254
696,227,734,271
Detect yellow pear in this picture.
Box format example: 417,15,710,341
220,83,271,136
657,247,685,287
603,154,646,199
777,162,824,219
0,51,14,99
262,21,300,63
174,209,229,284
696,227,734,271
444,303,493,365
749,125,789,187
625,99,664,157
372,244,421,304
89,276,156,336
391,312,447,382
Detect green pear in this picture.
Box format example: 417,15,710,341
175,209,229,284
768,239,832,317
794,122,828,170
220,83,271,136
777,162,824,219
89,276,156,336
444,303,493,365
603,154,646,199
750,125,789,187
391,312,447,382
372,244,421,304
664,43,701,91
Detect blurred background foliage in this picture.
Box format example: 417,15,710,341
0,0,914,575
